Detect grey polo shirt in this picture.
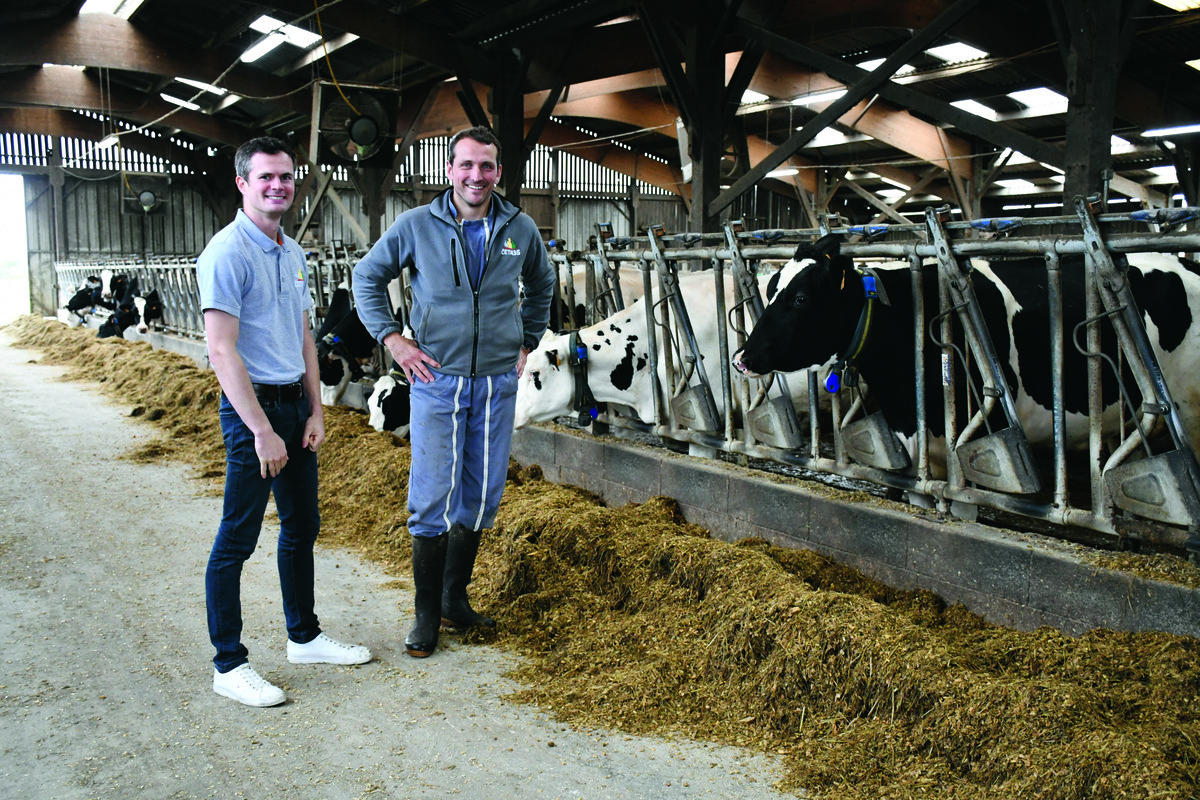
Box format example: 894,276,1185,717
198,209,313,385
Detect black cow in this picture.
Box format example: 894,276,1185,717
64,275,103,322
732,234,1200,470
97,276,141,339
314,286,379,404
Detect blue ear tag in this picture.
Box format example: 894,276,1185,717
862,274,877,298
576,345,587,361
589,407,599,420
824,370,841,393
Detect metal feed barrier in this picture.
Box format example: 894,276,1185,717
55,203,1200,559
555,204,1200,560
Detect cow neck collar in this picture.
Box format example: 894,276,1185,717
824,268,889,394
568,330,599,425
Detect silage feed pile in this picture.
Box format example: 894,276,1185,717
6,315,1199,800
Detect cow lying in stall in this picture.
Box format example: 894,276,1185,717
516,269,833,449
366,371,411,438
97,275,141,338
314,286,381,405
731,234,1200,477
62,275,103,324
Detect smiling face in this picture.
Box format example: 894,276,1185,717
236,150,295,229
446,136,501,220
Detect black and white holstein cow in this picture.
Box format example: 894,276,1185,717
732,235,1200,476
366,371,411,438
97,276,142,338
62,275,103,325
133,289,164,334
314,286,380,405
517,269,831,446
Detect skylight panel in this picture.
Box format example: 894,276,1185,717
857,58,915,76
249,15,321,49
995,178,1039,193
792,89,846,106
1153,0,1200,10
79,0,145,18
741,90,769,104
925,42,989,63
951,99,999,120
1006,88,1069,115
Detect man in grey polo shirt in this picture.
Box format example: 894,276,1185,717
198,136,370,707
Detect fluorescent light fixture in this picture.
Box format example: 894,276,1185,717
1143,122,1200,136
44,63,87,70
80,0,145,18
160,93,201,111
742,90,769,104
96,134,120,150
951,99,998,120
857,58,915,76
240,32,286,63
176,77,227,96
925,42,989,63
249,14,321,49
1001,204,1032,211
765,168,799,178
792,89,846,106
1034,202,1062,209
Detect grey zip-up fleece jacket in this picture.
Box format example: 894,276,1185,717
352,189,555,378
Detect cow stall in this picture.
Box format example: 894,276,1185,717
558,204,1200,562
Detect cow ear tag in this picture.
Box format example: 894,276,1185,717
824,367,841,393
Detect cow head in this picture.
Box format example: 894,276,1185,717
134,290,163,333
515,332,574,428
367,373,411,438
733,233,856,377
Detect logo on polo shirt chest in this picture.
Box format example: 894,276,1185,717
501,236,521,257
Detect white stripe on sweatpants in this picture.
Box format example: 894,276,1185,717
471,376,494,531
440,376,466,532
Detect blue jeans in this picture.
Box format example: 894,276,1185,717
207,394,322,672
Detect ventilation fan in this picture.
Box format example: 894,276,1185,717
319,91,392,164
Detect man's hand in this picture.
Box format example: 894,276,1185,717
255,429,289,478
384,332,441,383
518,347,531,378
302,412,326,452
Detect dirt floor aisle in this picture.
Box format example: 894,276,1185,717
0,329,783,800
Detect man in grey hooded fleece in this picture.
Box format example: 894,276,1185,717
352,126,555,657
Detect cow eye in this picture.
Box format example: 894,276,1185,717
791,292,806,307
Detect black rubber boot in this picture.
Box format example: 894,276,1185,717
406,533,448,657
441,524,496,629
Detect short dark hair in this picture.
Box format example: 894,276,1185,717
447,126,501,165
235,136,296,180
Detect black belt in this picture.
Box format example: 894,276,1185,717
252,382,305,402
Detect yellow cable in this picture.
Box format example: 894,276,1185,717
314,0,359,116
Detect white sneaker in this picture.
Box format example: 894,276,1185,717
213,664,286,707
287,632,372,665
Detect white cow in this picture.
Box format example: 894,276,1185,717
516,269,831,441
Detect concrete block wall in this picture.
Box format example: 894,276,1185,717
511,424,1200,638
